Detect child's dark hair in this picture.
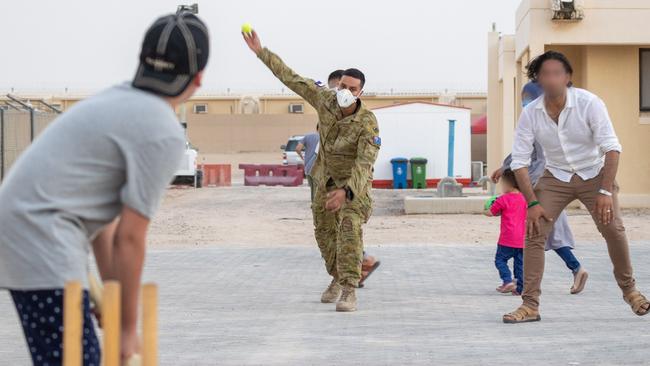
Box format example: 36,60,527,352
501,169,519,190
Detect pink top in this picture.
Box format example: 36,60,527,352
490,192,527,248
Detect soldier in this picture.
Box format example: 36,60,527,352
243,30,380,312
296,70,382,288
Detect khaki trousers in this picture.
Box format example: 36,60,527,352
311,181,371,287
522,170,636,310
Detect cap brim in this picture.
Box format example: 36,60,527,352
132,64,192,97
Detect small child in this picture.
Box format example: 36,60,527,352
484,169,528,295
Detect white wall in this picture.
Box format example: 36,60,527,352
372,103,472,181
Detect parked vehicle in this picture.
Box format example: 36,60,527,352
173,141,203,188
280,135,305,166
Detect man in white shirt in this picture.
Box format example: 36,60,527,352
503,51,649,323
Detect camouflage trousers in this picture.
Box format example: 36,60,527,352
312,183,372,287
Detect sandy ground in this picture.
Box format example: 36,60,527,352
150,182,650,248
150,152,650,248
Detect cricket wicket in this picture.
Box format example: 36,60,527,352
63,280,158,366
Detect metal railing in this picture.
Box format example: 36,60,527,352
0,108,58,182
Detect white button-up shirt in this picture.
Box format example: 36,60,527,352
511,87,622,183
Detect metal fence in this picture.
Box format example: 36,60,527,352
0,109,58,182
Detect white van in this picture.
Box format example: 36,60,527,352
280,135,305,166
173,141,203,187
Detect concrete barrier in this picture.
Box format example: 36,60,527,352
238,164,304,187
202,164,231,187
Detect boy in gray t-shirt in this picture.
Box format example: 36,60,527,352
0,12,210,364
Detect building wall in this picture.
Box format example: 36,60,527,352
581,46,650,194
487,31,503,176
186,113,318,154
489,0,650,203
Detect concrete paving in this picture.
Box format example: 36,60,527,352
2,242,650,365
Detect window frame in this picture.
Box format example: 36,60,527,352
288,103,304,114
193,103,208,114
640,49,650,112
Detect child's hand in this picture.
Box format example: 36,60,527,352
484,195,498,211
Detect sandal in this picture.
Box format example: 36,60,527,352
503,305,541,324
358,260,381,288
570,268,588,295
623,290,650,316
496,282,516,294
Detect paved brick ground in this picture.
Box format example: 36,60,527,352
2,242,650,365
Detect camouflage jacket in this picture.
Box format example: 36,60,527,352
257,48,380,199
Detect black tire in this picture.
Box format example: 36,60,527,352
195,170,203,188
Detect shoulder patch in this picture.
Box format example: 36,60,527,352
315,80,325,88
373,136,382,146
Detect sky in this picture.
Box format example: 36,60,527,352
0,0,521,95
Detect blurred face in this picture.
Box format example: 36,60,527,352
338,75,363,97
537,59,571,99
328,77,340,89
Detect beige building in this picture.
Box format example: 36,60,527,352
488,0,650,205
2,92,486,155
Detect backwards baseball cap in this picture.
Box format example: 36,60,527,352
133,12,210,97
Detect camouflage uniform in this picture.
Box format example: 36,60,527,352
258,48,380,287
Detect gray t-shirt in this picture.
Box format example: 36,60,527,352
300,133,320,175
0,83,185,290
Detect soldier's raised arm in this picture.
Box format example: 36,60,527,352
345,116,381,199
243,30,326,109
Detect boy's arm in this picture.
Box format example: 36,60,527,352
488,197,504,217
243,30,326,109
114,135,186,359
112,206,149,359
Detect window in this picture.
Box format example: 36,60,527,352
288,103,304,114
285,140,300,152
193,104,208,114
640,49,650,111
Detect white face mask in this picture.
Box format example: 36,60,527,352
336,88,358,108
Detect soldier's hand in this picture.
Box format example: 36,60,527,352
242,30,263,55
325,189,346,212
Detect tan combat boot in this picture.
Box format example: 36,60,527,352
336,285,357,312
321,279,342,303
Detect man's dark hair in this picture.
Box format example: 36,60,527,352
526,51,573,87
501,169,520,190
328,70,344,82
342,68,366,88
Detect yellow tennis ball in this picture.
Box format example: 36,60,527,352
241,23,253,35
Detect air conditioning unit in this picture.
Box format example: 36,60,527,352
193,104,208,114
551,0,584,21
288,103,304,114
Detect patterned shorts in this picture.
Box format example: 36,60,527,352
10,289,101,366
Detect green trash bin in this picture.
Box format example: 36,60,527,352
410,157,428,189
